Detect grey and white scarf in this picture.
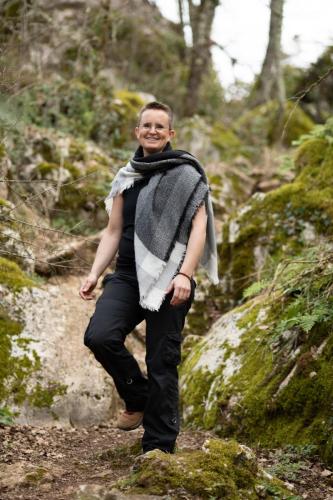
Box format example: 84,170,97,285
105,146,219,311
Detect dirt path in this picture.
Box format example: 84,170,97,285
1,423,333,499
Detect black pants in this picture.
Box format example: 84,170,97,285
83,269,195,453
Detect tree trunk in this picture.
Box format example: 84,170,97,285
249,0,286,110
183,0,220,116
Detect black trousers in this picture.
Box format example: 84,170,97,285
83,269,195,453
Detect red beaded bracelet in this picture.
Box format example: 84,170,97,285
176,272,192,283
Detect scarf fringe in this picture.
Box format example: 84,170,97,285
138,241,188,312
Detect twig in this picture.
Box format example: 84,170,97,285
1,215,100,244
281,65,333,142
0,249,90,271
7,170,101,215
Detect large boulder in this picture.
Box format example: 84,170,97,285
180,241,333,464
1,273,146,426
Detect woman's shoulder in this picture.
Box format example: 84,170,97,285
167,163,202,181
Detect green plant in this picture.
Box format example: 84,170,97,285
243,280,269,299
0,406,15,425
267,444,318,482
292,117,333,146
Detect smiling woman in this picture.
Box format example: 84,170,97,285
79,100,218,458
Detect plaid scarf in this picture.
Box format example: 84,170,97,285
105,144,219,311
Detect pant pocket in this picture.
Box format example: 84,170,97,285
101,273,114,287
163,333,182,366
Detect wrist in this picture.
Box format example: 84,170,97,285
179,267,194,278
89,270,99,281
176,272,192,283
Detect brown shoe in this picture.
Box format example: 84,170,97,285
116,410,144,431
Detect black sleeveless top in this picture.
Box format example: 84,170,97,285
115,178,149,273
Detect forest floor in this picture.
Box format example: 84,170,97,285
0,423,333,499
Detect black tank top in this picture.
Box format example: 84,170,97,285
115,178,149,273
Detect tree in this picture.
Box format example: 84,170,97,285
179,0,220,116
249,0,286,110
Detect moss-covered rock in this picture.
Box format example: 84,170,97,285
211,122,242,161
116,438,293,499
12,77,144,150
215,121,333,310
0,257,35,291
0,305,41,406
0,258,68,414
180,243,333,465
176,115,244,163
5,125,116,234
236,101,314,154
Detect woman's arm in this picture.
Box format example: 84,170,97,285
166,203,207,306
79,194,123,300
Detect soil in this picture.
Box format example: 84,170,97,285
1,423,333,499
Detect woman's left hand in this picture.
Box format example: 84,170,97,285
165,274,191,306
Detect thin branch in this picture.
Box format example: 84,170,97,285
7,170,102,215
1,215,100,244
0,178,67,183
0,249,90,271
282,65,333,142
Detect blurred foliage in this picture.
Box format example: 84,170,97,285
9,78,143,149
294,46,333,123
0,406,15,425
235,100,314,159
0,0,225,121
292,116,333,147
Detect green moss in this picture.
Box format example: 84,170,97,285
180,365,217,428
28,381,67,409
216,132,333,310
68,139,88,162
183,244,333,465
0,257,36,291
0,197,10,207
34,162,60,176
210,123,241,160
236,100,314,151
114,90,144,116
0,142,6,160
294,138,328,172
24,467,48,483
0,303,67,411
98,438,142,467
0,307,38,405
116,438,292,499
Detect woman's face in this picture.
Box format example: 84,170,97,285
135,109,175,156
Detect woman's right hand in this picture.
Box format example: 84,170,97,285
79,273,98,300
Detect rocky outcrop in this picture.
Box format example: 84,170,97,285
216,117,333,312
180,241,333,464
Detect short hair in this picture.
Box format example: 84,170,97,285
137,101,174,129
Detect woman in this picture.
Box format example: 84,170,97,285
80,101,218,455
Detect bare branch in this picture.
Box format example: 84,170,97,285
1,215,99,244
281,65,333,142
